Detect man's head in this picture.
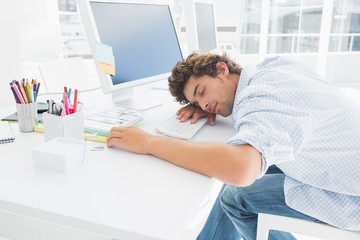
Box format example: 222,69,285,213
168,52,241,117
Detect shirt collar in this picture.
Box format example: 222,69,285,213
231,64,258,118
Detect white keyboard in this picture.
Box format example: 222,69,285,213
83,105,143,126
156,115,207,140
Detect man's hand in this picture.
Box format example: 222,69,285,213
107,126,153,154
176,104,216,126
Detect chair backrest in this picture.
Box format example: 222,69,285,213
39,58,92,93
257,213,360,240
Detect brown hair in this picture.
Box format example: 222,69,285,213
168,51,241,104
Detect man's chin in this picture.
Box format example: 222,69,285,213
219,112,231,117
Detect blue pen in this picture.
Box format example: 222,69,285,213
33,83,37,102
68,88,72,101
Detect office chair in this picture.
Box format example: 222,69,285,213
256,213,360,240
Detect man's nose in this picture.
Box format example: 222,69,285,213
200,100,209,111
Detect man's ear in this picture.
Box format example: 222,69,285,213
216,62,229,77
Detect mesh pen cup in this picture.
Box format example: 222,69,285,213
42,111,84,142
16,103,38,132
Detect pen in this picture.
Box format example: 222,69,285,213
9,83,20,103
54,103,62,116
20,83,29,103
73,89,78,113
11,82,25,104
47,100,52,114
35,82,40,101
23,85,30,103
15,80,28,103
68,88,72,101
26,80,33,103
63,92,70,115
60,103,66,116
33,83,37,103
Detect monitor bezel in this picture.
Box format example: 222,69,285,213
78,0,184,94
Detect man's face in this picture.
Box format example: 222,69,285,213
183,74,235,117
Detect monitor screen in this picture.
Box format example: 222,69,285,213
182,0,218,53
78,0,183,109
194,2,217,52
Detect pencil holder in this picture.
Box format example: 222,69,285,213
16,103,38,132
42,111,84,142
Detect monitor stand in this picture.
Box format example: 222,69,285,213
111,88,163,111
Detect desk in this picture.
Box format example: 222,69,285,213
0,85,235,240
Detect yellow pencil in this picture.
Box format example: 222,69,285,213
26,80,33,103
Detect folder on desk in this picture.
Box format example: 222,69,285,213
34,124,108,143
1,102,48,122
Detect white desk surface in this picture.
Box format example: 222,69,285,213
0,84,235,240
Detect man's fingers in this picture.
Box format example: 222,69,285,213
208,114,216,126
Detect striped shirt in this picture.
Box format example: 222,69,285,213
228,56,360,230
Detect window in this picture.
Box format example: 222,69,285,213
58,0,91,58
239,0,262,54
215,0,359,54
267,0,323,54
329,0,360,52
214,0,360,83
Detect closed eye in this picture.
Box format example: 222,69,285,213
199,88,205,96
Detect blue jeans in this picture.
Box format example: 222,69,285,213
197,166,320,240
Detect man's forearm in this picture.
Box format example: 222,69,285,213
147,136,262,186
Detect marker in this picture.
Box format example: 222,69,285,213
73,89,78,113
63,92,70,115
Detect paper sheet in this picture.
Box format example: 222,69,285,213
96,42,115,75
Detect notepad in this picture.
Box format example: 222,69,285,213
0,121,15,144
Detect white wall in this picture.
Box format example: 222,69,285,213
0,0,57,109
326,54,360,85
0,1,23,109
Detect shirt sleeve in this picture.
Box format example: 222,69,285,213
227,117,295,179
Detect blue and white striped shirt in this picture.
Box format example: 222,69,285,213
228,56,360,230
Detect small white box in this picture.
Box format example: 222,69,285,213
32,137,86,173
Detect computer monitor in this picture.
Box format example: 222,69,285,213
183,0,218,53
78,0,183,110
